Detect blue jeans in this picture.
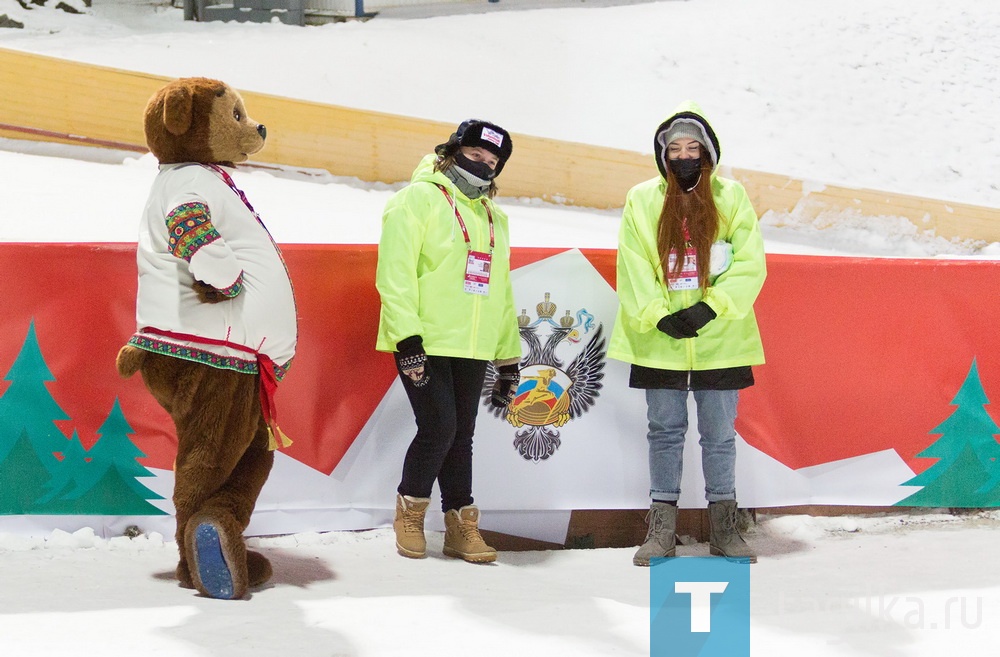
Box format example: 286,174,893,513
645,388,739,503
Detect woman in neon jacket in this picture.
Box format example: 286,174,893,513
608,101,766,565
376,120,521,564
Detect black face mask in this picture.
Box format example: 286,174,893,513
454,151,498,183
668,157,702,190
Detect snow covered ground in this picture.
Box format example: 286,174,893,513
2,1,999,655
2,512,999,656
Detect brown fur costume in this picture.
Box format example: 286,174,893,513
117,78,278,600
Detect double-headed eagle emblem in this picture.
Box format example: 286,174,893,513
482,293,606,462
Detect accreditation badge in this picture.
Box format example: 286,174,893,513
464,250,492,295
667,247,699,291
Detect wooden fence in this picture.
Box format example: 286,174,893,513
2,47,997,242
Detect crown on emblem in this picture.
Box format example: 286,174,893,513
536,292,556,319
560,310,574,328
517,309,531,327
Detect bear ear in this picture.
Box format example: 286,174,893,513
162,85,193,136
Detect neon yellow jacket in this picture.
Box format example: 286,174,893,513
608,108,766,371
376,154,521,362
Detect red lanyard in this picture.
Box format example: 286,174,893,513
434,184,494,253
201,163,288,269
204,164,261,221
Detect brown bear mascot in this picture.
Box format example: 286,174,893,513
116,78,297,600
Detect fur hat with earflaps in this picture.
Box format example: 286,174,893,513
435,119,514,176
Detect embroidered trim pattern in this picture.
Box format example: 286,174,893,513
273,358,292,381
218,272,245,298
129,334,257,374
128,335,293,381
166,202,220,262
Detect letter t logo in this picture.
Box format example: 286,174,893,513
675,581,729,632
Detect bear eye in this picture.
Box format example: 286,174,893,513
233,108,242,121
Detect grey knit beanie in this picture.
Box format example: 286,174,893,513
656,118,719,168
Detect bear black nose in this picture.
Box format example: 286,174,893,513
257,124,267,140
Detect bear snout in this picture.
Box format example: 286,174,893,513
257,124,267,140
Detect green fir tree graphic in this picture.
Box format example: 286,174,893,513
0,430,52,514
897,359,1000,507
55,399,166,515
35,429,91,505
0,322,166,516
0,321,72,472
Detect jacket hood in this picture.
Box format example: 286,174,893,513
411,153,448,185
653,100,721,180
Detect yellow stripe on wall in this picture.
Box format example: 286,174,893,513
2,47,997,242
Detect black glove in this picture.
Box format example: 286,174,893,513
657,302,717,339
491,363,520,409
395,336,429,388
674,302,717,332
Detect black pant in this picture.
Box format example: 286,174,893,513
397,355,488,512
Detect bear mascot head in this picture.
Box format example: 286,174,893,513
117,78,297,600
143,76,266,166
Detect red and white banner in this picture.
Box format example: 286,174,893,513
1,244,998,538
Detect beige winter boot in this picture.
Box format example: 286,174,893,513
708,500,757,564
393,494,431,558
443,505,497,563
633,502,678,566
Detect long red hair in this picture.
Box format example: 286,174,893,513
657,157,720,292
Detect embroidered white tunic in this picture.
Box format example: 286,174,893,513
128,163,297,379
